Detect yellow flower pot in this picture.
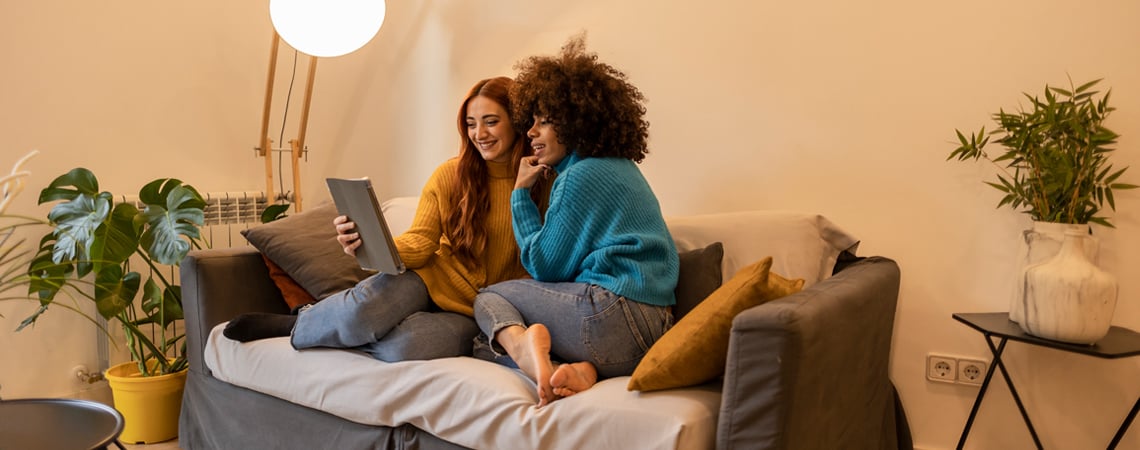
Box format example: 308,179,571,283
104,360,188,444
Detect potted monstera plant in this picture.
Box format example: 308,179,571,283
18,167,206,443
948,77,1136,343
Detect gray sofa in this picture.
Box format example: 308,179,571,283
178,204,911,449
178,251,909,449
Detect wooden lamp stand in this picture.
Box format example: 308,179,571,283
257,31,316,213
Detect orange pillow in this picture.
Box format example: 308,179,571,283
261,254,317,311
628,256,805,392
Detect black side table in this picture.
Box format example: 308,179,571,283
0,398,126,450
953,312,1140,450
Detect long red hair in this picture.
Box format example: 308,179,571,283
447,77,546,264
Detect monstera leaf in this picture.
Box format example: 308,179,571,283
138,179,205,266
38,167,99,203
138,278,183,328
47,191,111,271
40,168,141,278
93,264,140,320
27,233,73,303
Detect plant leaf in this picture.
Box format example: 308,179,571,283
37,168,99,204
93,265,139,320
261,204,291,223
48,192,112,266
139,183,205,266
138,280,183,328
1074,78,1101,94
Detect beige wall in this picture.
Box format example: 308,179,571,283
3,1,1139,448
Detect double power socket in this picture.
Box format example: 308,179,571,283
926,353,988,386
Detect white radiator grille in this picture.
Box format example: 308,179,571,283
201,191,268,226
124,191,270,249
199,191,268,248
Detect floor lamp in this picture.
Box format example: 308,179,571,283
257,0,387,214
257,32,316,212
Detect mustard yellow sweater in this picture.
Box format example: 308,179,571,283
394,158,526,316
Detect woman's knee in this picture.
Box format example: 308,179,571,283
365,312,478,361
355,273,430,311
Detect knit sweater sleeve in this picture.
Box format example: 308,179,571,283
511,178,588,282
394,163,452,268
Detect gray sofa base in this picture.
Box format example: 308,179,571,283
179,367,467,450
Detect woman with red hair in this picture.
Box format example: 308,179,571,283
225,77,551,362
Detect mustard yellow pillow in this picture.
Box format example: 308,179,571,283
628,256,805,392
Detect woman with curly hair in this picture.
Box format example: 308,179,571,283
224,77,551,362
473,37,679,406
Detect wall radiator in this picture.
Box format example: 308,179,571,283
94,191,271,373
196,190,271,248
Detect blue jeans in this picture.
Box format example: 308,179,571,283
291,271,478,362
474,280,672,379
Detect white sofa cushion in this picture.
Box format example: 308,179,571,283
205,325,721,450
666,210,858,287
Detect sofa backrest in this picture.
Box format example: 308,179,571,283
381,197,858,287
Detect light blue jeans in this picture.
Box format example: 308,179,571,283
291,271,478,362
474,280,672,379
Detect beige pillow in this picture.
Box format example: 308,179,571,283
667,210,858,288
627,256,805,392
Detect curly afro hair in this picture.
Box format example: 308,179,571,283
511,34,650,163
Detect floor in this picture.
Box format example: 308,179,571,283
122,439,181,449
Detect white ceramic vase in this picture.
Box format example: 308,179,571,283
1009,221,1098,324
1020,229,1118,344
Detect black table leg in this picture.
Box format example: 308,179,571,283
1107,397,1140,450
958,336,1005,449
986,336,1043,449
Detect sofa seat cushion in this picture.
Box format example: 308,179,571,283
204,324,721,450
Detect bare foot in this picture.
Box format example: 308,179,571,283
550,361,597,397
511,324,556,407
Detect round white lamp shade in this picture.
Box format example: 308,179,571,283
269,0,386,57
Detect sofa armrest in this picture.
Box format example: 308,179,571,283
717,256,901,450
182,246,288,375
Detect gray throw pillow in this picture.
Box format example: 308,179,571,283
241,202,372,300
673,242,724,321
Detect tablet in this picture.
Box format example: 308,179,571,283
325,177,406,274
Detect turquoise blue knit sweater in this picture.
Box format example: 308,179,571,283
512,153,679,306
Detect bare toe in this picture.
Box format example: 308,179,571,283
550,361,597,397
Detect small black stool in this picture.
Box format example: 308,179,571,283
0,398,126,450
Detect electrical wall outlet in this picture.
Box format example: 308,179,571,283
926,354,957,383
957,358,988,385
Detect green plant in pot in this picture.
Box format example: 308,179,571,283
18,168,206,377
948,77,1136,343
9,167,207,443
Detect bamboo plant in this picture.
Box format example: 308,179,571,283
948,77,1137,227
